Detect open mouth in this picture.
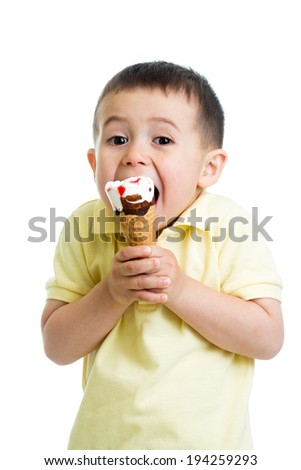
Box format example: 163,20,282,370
154,186,160,204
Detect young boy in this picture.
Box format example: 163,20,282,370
42,61,283,450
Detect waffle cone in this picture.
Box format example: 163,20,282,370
119,204,156,246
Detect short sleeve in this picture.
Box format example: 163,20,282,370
217,208,282,301
45,213,96,303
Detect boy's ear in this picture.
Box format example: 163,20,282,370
198,149,227,188
87,149,96,178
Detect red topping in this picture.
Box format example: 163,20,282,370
131,177,141,184
118,185,126,196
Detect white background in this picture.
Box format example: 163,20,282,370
0,0,300,468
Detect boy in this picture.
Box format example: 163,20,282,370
42,61,283,449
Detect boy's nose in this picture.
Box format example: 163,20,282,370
122,145,151,167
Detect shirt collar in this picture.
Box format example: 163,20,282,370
172,191,212,232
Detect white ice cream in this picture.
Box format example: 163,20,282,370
105,176,155,213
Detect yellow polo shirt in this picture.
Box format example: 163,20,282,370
46,191,282,449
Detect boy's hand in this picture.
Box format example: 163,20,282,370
145,245,186,305
106,245,175,306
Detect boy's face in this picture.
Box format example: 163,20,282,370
91,88,214,228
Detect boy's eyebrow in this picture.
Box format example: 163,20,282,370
102,115,181,133
148,117,181,133
102,115,127,128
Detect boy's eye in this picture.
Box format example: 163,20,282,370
153,136,172,145
108,136,128,146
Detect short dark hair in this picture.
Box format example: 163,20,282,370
93,61,224,149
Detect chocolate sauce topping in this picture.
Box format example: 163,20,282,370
120,195,155,215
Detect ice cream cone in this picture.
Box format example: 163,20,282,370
105,176,157,246
119,204,156,246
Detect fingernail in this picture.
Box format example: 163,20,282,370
161,294,168,303
163,278,171,286
144,246,152,255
